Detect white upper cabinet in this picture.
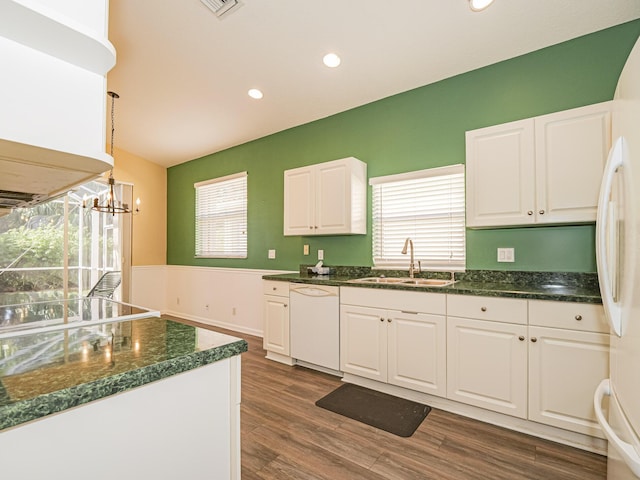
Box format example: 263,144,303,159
284,157,367,236
466,119,536,227
466,102,612,228
534,104,612,224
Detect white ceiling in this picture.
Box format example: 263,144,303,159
107,0,640,168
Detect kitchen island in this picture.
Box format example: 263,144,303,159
0,301,247,480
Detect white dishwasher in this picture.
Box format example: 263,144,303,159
289,284,340,372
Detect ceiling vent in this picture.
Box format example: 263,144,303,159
200,0,242,18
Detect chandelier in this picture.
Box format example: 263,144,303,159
87,91,130,215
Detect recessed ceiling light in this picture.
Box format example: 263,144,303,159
248,88,263,99
323,53,341,68
469,0,494,11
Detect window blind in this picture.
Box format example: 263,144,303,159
194,172,247,258
370,164,465,271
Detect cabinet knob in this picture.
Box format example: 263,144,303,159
531,337,537,343
539,210,545,215
575,315,582,321
480,306,487,312
309,226,313,230
527,210,533,216
380,317,384,322
272,287,277,291
387,318,392,323
314,226,318,229
519,336,525,341
283,304,288,308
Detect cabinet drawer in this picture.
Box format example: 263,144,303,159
529,300,608,333
263,280,289,297
447,295,527,325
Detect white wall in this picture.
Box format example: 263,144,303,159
131,265,294,337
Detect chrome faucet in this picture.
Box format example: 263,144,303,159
401,238,415,278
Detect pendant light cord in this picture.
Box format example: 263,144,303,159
108,91,120,178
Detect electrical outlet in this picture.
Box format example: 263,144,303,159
232,307,236,316
268,249,276,259
177,297,180,305
318,249,324,260
205,304,209,311
497,248,515,262
303,244,309,255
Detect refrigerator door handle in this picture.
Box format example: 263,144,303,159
594,379,640,477
596,137,624,336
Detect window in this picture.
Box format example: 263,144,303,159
0,180,130,304
195,172,247,258
370,164,465,271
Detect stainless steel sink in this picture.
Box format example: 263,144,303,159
348,277,408,284
348,277,455,287
400,278,455,287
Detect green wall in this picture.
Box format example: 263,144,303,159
167,20,640,273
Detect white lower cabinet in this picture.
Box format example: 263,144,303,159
447,316,528,418
272,281,609,443
388,310,446,395
446,295,609,438
340,305,387,382
340,287,447,397
528,300,609,438
263,281,290,356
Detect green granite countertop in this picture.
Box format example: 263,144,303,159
263,268,602,304
0,317,247,431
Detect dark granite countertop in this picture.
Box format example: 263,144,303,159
0,317,247,431
263,267,602,304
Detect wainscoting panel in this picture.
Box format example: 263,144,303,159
134,266,293,337
131,265,167,312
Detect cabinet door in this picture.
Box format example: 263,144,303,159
263,295,290,355
387,311,446,397
315,161,350,235
340,305,387,382
465,119,536,227
283,166,315,235
447,316,528,418
528,326,609,437
535,102,611,224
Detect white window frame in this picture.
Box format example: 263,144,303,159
194,171,247,259
370,164,465,272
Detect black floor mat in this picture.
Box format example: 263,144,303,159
315,383,431,437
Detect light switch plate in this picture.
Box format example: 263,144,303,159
318,249,324,260
268,249,276,259
303,244,309,255
497,247,515,262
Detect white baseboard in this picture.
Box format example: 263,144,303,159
293,359,343,377
265,351,295,366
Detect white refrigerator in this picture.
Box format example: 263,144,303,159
594,35,640,479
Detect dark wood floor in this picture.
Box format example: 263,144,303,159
176,319,607,480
